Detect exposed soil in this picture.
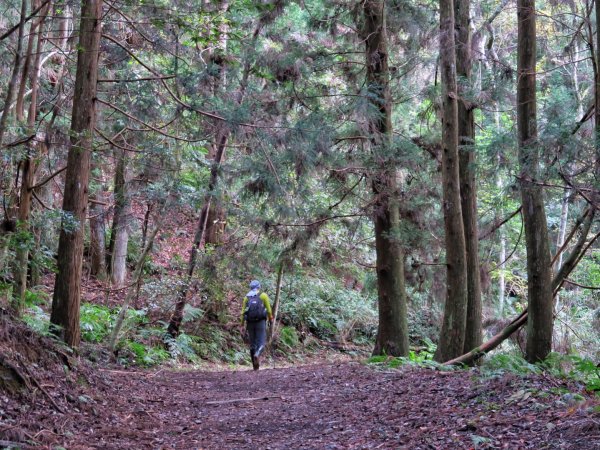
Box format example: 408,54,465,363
2,346,599,449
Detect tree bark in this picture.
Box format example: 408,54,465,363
12,1,47,309
109,198,171,351
204,0,230,246
455,0,482,356
364,0,409,357
166,135,226,337
107,149,129,286
205,134,227,246
444,311,529,366
446,208,595,366
434,0,469,363
50,0,103,348
517,0,553,363
0,0,27,147
267,263,284,346
15,0,40,122
595,0,600,177
89,183,107,280
596,0,600,149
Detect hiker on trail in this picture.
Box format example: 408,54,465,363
240,280,273,370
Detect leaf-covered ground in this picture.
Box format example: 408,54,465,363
2,351,599,449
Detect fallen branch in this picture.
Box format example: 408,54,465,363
446,205,597,366
206,396,281,406
0,354,29,389
444,311,528,366
17,356,64,413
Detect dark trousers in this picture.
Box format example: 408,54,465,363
247,319,267,357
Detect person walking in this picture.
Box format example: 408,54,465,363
240,280,273,370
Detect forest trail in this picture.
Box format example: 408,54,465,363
52,362,598,449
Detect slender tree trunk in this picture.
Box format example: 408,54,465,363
15,0,39,122
434,0,469,363
364,0,409,357
30,160,52,287
107,149,129,286
553,209,595,295
596,0,600,173
89,184,107,280
109,198,171,351
455,0,482,356
12,3,47,310
0,0,27,147
267,263,284,346
12,158,35,309
554,190,570,275
166,135,226,337
205,134,227,246
494,109,506,315
448,208,595,366
517,0,553,363
50,0,103,348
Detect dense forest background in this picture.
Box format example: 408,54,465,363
0,0,599,371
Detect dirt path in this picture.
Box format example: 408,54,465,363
42,362,597,449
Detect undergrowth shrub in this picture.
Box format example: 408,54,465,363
481,352,600,395
366,338,439,369
22,289,51,334
281,275,377,342
80,304,113,343
123,340,170,367
279,326,300,349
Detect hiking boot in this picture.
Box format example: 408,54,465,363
252,354,259,371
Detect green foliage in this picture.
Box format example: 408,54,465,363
182,305,205,324
22,305,50,334
481,353,542,377
23,289,49,307
482,352,600,395
125,340,170,367
163,332,201,363
281,274,377,342
279,326,300,349
540,353,600,394
80,304,113,343
366,340,440,369
188,326,222,359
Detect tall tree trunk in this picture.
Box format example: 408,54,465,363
109,197,171,351
455,0,482,356
107,149,129,286
30,158,52,287
166,11,261,336
267,263,284,347
204,1,232,247
205,133,227,246
364,0,409,357
89,183,107,280
166,135,226,337
0,0,27,147
15,0,40,122
596,0,600,173
12,1,47,309
434,0,469,363
446,208,595,366
494,109,507,315
50,0,103,348
517,0,553,363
